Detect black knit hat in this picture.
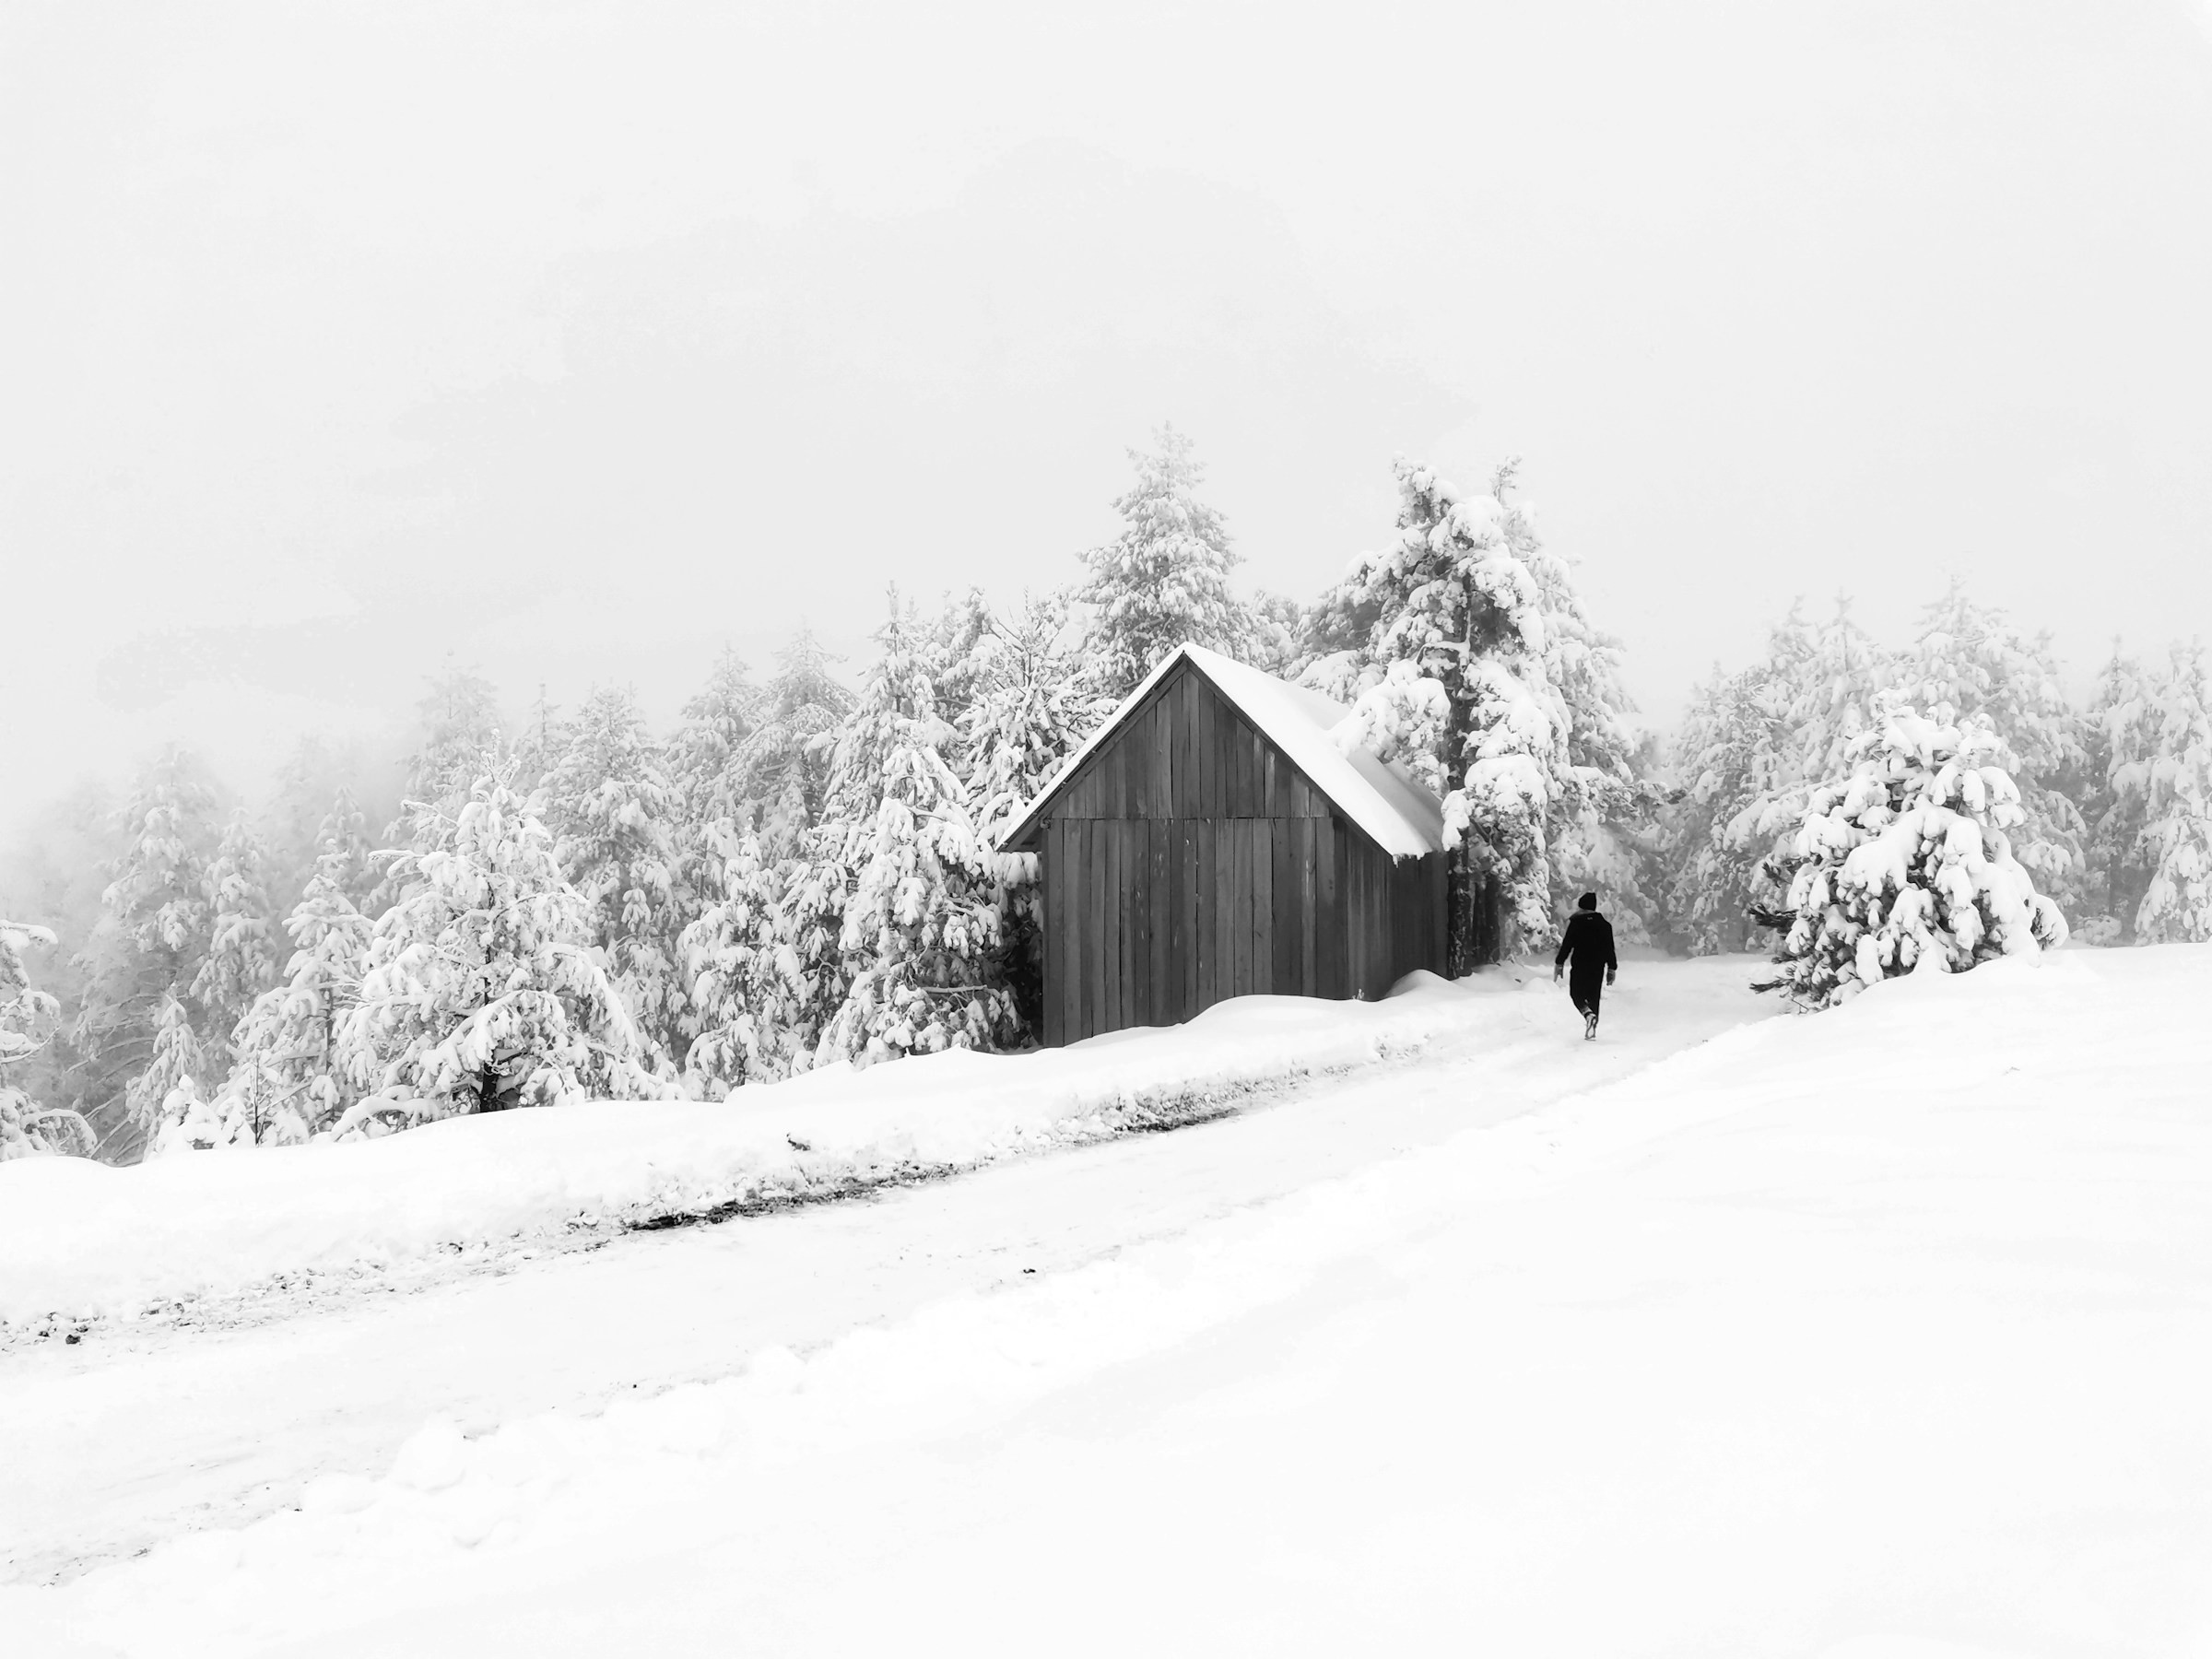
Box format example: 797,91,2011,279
1578,892,1597,911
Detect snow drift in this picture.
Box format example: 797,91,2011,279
0,974,1500,1331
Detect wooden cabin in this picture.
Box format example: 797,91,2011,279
1000,643,1453,1046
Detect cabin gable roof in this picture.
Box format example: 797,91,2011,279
997,643,1447,860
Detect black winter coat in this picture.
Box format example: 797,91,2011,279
1554,911,1618,980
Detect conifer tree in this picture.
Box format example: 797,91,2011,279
0,918,91,1159
952,593,1103,1035
1713,600,1891,923
539,686,687,1068
72,747,224,1145
1312,457,1574,964
191,812,281,1058
1759,698,2066,1008
1895,580,2087,916
210,821,375,1143
2081,641,2158,940
261,735,388,917
335,767,662,1135
1078,425,1252,700
2124,641,2212,945
815,598,1021,1067
679,828,800,1093
743,626,855,855
401,667,505,817
1663,663,1793,953
509,683,571,797
668,646,762,843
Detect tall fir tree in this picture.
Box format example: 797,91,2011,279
668,646,762,841
0,919,92,1159
400,667,505,818
1308,457,1575,963
335,767,662,1135
539,686,688,1069
189,811,281,1062
815,598,1022,1067
953,594,1104,1035
2082,641,2159,940
1078,425,1252,700
678,827,797,1094
2124,641,2212,944
72,747,225,1147
742,626,855,856
1662,663,1793,953
207,818,377,1146
509,683,571,798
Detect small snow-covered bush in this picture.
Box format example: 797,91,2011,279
1760,699,2066,1009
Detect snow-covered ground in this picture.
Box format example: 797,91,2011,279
11,947,2212,1656
0,971,1530,1335
1,957,1753,1584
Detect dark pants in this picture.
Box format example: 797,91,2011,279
1569,971,1604,1027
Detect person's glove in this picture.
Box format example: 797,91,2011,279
1553,965,1563,983
1606,968,1617,986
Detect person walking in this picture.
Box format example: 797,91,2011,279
1553,891,1618,1041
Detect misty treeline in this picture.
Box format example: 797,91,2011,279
4,429,2208,1163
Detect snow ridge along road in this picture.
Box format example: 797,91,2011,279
2,956,1759,1589
0,963,1591,1339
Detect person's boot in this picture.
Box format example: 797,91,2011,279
1583,1010,1598,1041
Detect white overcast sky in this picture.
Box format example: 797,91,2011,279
6,1,2211,822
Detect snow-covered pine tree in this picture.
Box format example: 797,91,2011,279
72,747,225,1147
190,812,281,1066
335,766,663,1135
668,646,761,843
1759,697,2066,1009
1721,599,1892,924
1311,457,1574,965
1514,477,1654,936
678,827,799,1094
955,592,1106,1033
922,587,995,737
134,990,212,1147
1894,580,2088,918
1662,662,1793,954
538,686,687,1070
403,668,506,812
814,596,1021,1067
308,786,378,910
2124,641,2212,945
510,683,571,797
1246,590,1308,678
0,918,93,1159
260,735,393,919
207,820,376,1145
742,626,856,857
2081,641,2158,941
1078,425,1253,700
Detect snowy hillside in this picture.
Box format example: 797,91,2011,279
9,946,2212,1656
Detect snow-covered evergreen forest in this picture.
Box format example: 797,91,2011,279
4,429,2206,1163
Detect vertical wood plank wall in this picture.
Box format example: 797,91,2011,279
1038,661,1447,1045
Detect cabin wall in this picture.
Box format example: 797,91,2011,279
1038,660,1445,1046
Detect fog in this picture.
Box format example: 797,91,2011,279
6,0,2212,825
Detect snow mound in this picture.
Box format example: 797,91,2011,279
0,976,1515,1330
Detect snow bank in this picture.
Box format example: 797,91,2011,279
0,975,1501,1331
11,945,2209,1657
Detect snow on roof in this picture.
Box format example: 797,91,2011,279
999,642,1447,861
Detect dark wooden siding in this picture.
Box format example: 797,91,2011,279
1035,659,1447,1045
